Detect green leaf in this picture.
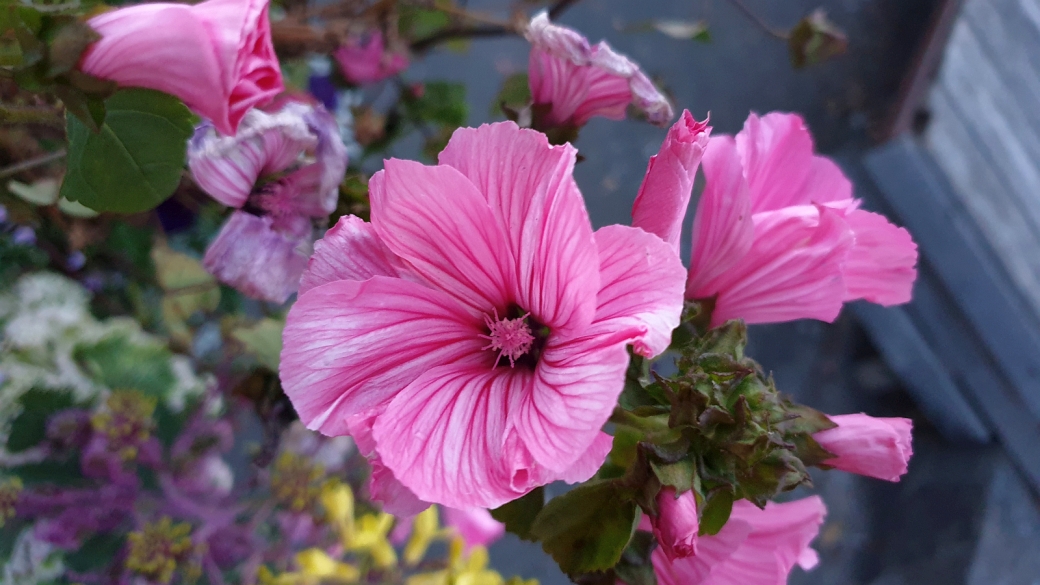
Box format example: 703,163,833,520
491,486,544,542
530,481,638,575
788,9,848,69
649,459,696,494
74,333,176,397
9,459,83,487
64,532,125,572
6,389,75,452
400,6,451,39
777,404,837,435
231,318,286,371
698,488,734,536
406,82,467,127
491,73,531,117
152,243,220,343
60,88,194,214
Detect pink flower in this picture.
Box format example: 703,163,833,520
813,413,913,482
633,111,918,327
651,488,700,561
188,102,347,303
81,0,283,136
632,111,711,255
525,12,673,128
653,497,826,585
443,507,505,550
334,32,409,85
280,121,686,508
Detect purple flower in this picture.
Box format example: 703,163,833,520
11,225,36,246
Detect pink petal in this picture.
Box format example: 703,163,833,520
334,32,409,85
299,215,405,295
280,276,483,436
735,112,852,214
369,159,514,320
706,205,853,326
593,225,686,357
371,365,537,509
443,507,505,550
438,123,600,334
632,110,711,254
82,0,282,135
513,331,629,473
528,48,597,127
551,430,613,484
686,136,754,298
813,413,913,481
653,517,753,585
841,209,918,306
202,211,307,303
369,457,431,517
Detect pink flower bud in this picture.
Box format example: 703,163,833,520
80,0,283,135
813,413,913,481
632,110,711,254
651,488,699,561
334,32,409,85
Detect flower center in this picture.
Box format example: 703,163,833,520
481,310,535,368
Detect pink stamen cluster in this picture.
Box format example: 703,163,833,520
480,310,535,368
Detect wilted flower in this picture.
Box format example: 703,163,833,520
281,122,686,509
652,496,826,585
188,101,348,303
334,31,409,85
634,111,918,326
813,413,913,481
525,12,673,128
81,0,283,135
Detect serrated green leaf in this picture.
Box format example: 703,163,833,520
530,481,637,574
6,389,75,453
231,318,286,372
60,88,194,213
491,486,544,542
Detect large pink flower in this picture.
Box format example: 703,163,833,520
634,111,918,327
813,413,913,482
652,497,826,585
334,32,409,85
525,12,673,128
281,122,686,509
81,0,283,136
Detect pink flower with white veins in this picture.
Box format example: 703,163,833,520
634,111,918,327
525,12,674,128
280,121,686,509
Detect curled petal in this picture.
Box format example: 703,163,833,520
82,0,283,135
706,205,853,326
203,211,308,303
593,224,686,357
813,413,913,481
632,110,711,254
841,209,918,306
525,12,673,127
735,112,852,213
299,216,405,295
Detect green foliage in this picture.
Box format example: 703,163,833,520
405,81,467,127
64,532,126,572
9,459,83,487
492,73,531,118
491,486,544,542
61,88,194,214
74,334,176,397
6,389,74,452
530,481,638,575
399,5,451,40
231,318,286,371
152,244,220,345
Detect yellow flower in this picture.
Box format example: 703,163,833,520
349,513,397,568
320,480,355,544
407,537,517,585
296,548,361,582
404,506,450,565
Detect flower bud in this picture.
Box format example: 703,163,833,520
651,488,699,561
813,413,913,481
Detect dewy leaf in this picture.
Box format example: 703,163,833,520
231,318,286,372
491,486,545,542
60,88,194,214
530,481,638,575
